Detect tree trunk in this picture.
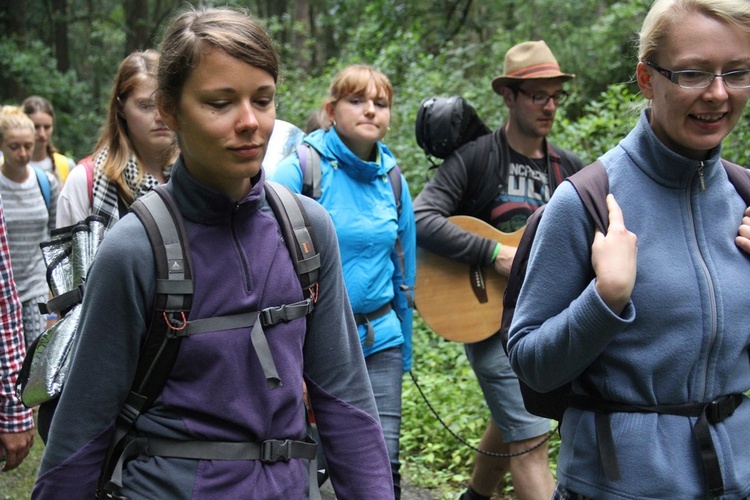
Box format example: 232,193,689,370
293,0,308,71
52,0,70,72
1,0,26,39
125,0,150,54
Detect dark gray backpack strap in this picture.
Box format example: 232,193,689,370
565,160,609,234
298,144,322,200
265,181,321,294
99,186,193,498
722,159,750,204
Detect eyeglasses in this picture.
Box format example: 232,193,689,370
516,88,568,106
645,61,750,89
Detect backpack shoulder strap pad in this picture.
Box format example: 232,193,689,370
128,185,193,407
298,144,322,200
387,165,402,215
99,186,193,496
565,160,609,234
32,166,51,210
265,181,320,295
722,159,750,205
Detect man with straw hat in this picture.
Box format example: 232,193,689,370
414,40,583,500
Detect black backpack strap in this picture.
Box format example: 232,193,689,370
722,159,750,204
265,181,320,298
298,144,322,200
128,186,193,404
565,160,609,234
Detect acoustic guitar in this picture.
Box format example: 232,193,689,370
415,216,524,343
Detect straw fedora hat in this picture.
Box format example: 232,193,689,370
491,40,574,95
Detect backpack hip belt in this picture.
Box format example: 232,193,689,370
353,302,393,347
101,435,317,499
568,393,744,497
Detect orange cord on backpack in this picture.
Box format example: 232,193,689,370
164,311,188,331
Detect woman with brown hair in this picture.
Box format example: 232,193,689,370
56,49,177,228
33,7,391,499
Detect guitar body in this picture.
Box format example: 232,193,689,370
415,216,524,343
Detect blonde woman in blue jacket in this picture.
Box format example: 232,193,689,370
509,0,750,498
272,64,415,498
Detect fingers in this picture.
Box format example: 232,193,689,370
606,194,625,230
737,207,750,254
592,194,638,315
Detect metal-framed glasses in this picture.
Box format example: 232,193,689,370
516,88,568,106
645,61,750,89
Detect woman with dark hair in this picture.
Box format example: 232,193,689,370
32,6,391,499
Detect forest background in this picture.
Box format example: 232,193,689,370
3,1,750,498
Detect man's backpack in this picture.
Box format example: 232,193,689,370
499,159,750,422
415,95,491,162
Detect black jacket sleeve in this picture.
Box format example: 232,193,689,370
413,136,498,267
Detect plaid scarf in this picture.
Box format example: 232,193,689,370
91,148,171,227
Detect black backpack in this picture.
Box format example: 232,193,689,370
500,159,750,422
415,95,491,161
96,181,322,497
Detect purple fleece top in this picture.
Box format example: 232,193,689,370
32,158,393,499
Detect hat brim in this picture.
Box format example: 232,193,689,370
492,73,575,95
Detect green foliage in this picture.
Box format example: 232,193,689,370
0,37,100,160
403,317,562,497
401,317,488,494
554,83,644,164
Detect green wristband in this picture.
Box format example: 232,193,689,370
492,242,502,262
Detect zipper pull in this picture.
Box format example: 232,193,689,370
698,161,706,192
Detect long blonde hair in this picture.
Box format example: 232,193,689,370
93,49,178,204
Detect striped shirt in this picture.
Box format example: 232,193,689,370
0,168,58,302
0,194,34,433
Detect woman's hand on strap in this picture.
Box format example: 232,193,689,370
592,194,638,315
736,206,750,255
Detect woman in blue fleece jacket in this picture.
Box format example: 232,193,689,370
272,65,416,498
32,7,393,499
508,0,750,498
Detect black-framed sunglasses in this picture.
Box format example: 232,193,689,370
645,61,750,89
516,88,568,106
